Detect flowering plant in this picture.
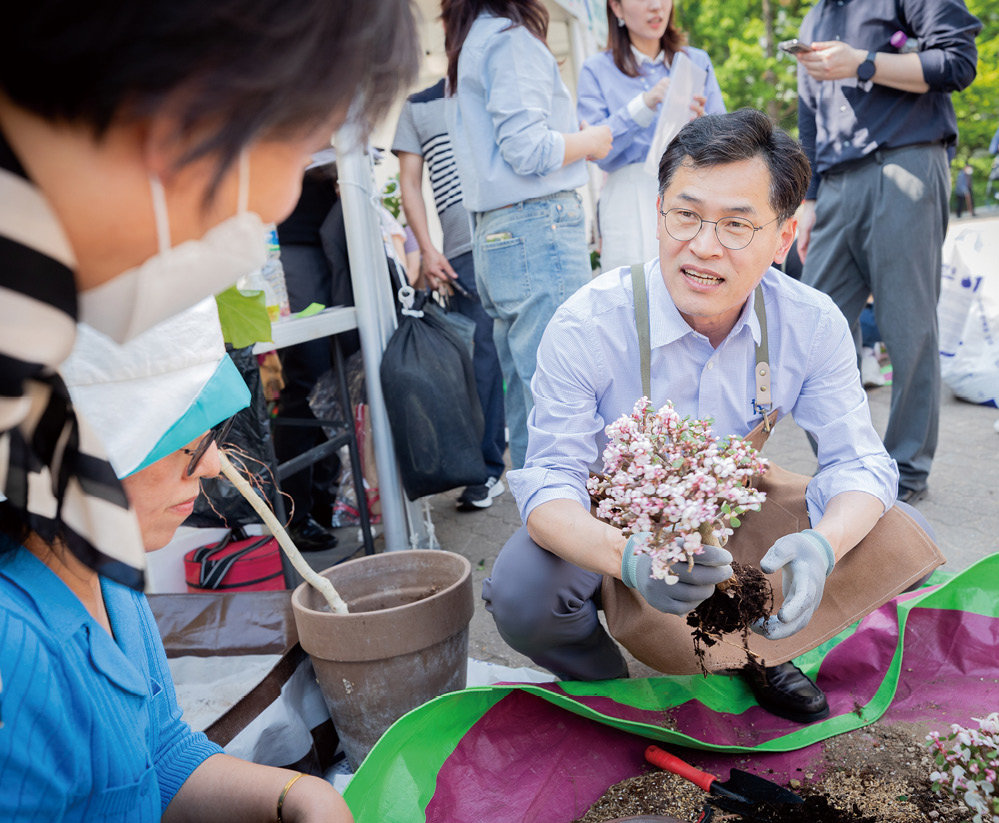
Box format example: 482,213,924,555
587,398,768,583
927,713,999,823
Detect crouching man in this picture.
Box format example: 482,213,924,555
484,109,941,723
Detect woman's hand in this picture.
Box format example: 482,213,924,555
642,77,670,110
582,124,613,160
689,94,707,118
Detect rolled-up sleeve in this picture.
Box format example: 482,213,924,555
508,305,608,523
482,28,566,177
791,306,899,522
907,0,981,91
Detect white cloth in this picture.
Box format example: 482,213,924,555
597,162,660,272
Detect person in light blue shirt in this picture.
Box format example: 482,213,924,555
482,110,933,725
0,304,353,822
577,0,726,271
443,0,613,470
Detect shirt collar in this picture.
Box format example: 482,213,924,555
0,542,148,696
647,258,763,349
631,44,666,66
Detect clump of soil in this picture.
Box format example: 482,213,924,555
686,561,773,671
574,720,969,823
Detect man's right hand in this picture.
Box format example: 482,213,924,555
796,200,817,263
421,247,458,292
621,535,733,615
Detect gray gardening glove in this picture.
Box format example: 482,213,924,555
621,533,734,616
753,529,835,640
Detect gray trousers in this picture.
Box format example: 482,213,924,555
484,506,934,681
802,143,950,492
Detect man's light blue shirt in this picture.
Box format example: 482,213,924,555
577,47,725,174
508,260,899,527
448,14,588,213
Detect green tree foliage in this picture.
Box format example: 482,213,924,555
677,0,997,168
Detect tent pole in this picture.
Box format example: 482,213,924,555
334,126,414,551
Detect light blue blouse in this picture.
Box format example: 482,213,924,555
509,261,899,526
0,544,222,821
577,47,726,174
448,14,589,213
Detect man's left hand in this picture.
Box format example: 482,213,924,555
753,530,835,640
797,40,866,82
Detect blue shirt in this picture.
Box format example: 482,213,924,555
577,47,726,174
508,260,899,527
448,14,589,213
0,544,222,821
798,0,980,199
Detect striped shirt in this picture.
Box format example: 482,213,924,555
392,79,472,259
0,131,145,588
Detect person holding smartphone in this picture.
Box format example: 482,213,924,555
793,0,981,504
444,0,612,471
577,0,725,272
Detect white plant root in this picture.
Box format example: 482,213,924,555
219,451,349,615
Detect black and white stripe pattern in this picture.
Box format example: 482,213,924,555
422,133,464,215
0,132,145,588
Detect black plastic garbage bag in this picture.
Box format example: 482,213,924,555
380,287,487,500
186,347,282,528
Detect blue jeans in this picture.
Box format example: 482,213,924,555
472,191,591,469
449,251,507,480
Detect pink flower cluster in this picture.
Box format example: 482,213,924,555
586,398,768,583
927,713,999,822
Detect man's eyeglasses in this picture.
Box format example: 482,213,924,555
181,416,236,477
659,208,779,251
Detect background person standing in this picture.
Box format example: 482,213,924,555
577,0,725,271
794,0,981,503
393,78,508,510
443,0,612,471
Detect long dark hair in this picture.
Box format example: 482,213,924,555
442,0,550,95
606,2,686,78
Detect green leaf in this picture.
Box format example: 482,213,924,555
729,516,741,528
215,285,273,348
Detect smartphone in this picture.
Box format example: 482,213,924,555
778,38,812,55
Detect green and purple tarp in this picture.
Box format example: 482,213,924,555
344,555,999,822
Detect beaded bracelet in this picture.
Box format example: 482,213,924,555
276,772,304,822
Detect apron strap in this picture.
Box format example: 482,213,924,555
630,263,773,431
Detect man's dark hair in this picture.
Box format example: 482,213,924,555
2,0,419,184
657,109,811,222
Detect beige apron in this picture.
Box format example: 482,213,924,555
600,265,944,674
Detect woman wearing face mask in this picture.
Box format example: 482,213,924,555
0,1,418,598
577,0,725,271
0,302,354,822
443,0,613,472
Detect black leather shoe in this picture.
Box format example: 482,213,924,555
289,516,339,553
745,661,830,723
897,485,927,504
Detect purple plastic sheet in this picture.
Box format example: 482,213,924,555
424,600,999,823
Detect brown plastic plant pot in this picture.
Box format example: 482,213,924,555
291,549,473,771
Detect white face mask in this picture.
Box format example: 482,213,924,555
79,152,268,343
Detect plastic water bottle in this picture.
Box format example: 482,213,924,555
261,226,291,320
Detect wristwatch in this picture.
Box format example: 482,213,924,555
857,50,877,82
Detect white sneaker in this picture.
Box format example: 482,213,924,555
456,476,505,511
861,347,886,388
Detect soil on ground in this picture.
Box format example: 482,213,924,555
574,719,968,823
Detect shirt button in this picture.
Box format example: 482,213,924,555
707,361,714,370
840,105,847,111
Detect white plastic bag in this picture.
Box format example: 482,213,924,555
938,224,999,406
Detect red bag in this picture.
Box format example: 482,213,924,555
184,529,285,592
